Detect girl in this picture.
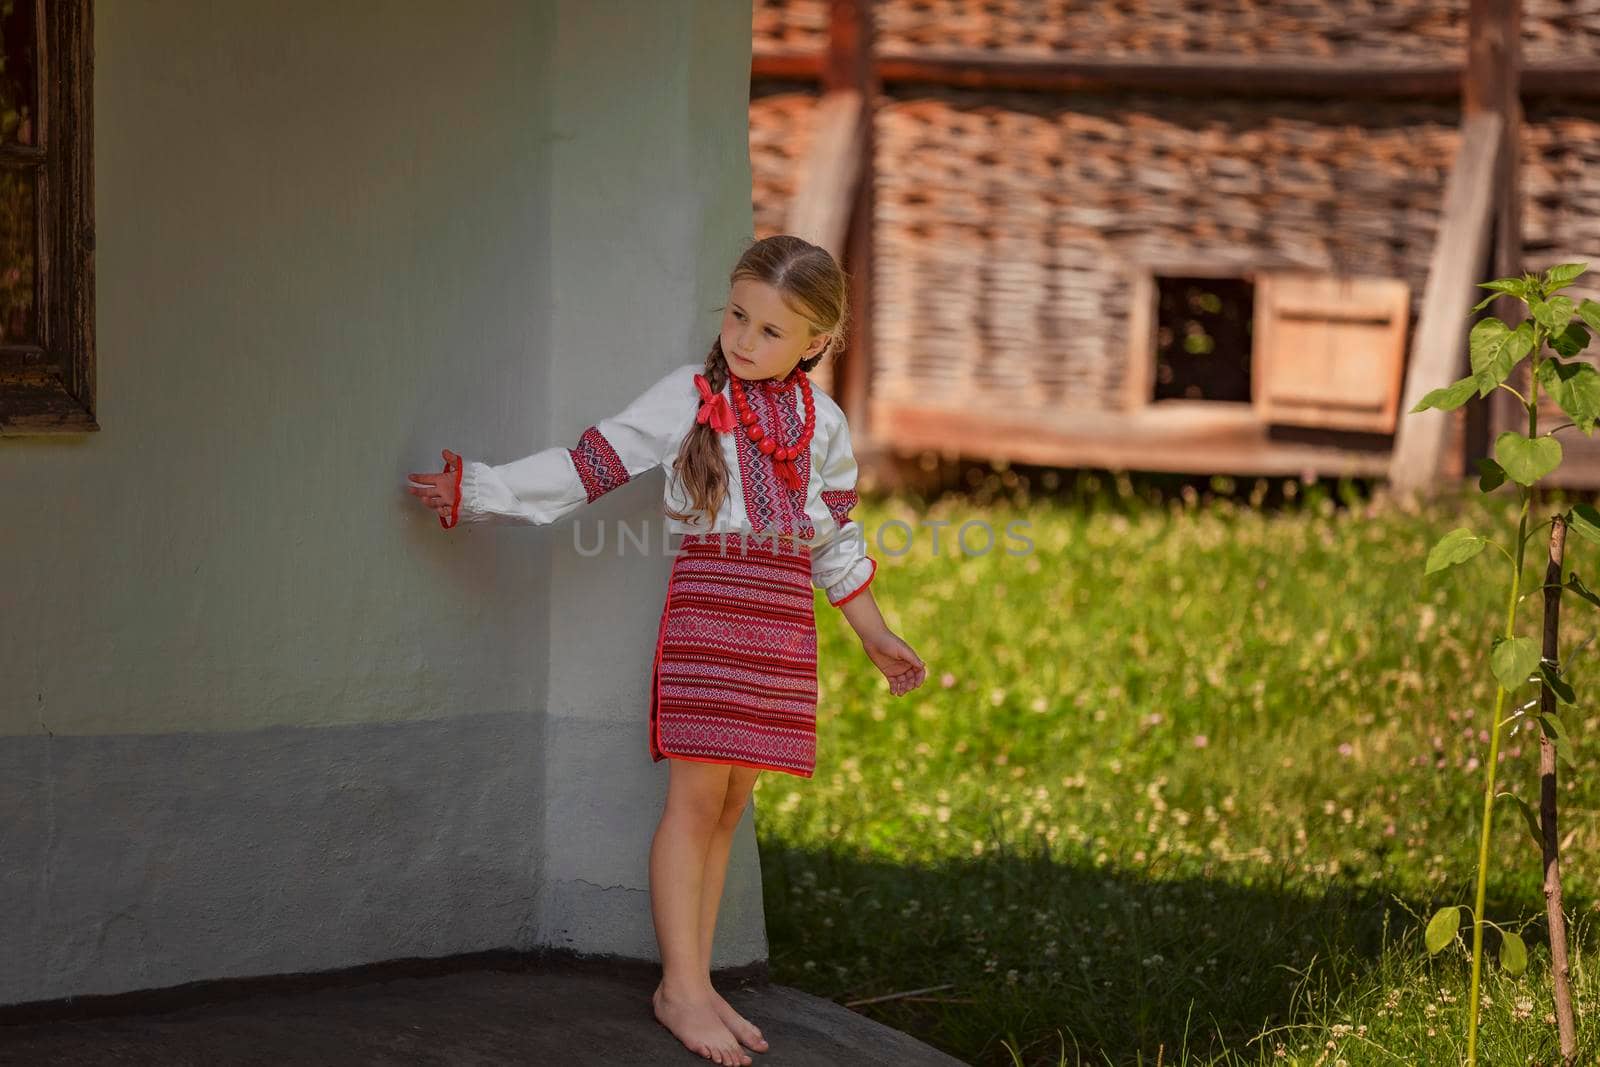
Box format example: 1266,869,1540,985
406,235,927,1065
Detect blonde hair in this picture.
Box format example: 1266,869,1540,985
665,234,850,526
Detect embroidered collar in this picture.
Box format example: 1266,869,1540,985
757,365,805,395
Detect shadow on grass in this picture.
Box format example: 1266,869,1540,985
759,842,1592,1066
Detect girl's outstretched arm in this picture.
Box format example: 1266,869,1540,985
407,363,696,528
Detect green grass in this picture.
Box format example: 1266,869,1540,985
753,470,1600,1065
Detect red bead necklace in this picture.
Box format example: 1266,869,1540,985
728,366,815,491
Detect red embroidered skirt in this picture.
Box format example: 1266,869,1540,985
649,532,819,778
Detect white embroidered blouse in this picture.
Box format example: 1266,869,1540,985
445,361,878,608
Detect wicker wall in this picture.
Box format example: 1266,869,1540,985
755,0,1600,64
752,83,1466,414
750,2,1600,466
873,91,1468,413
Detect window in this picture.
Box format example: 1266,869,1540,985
0,0,94,435
1128,265,1410,434
1152,274,1255,404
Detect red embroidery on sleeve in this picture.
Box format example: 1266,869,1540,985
569,426,630,502
820,487,859,528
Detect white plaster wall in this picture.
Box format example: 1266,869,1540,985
537,0,765,962
0,0,761,1006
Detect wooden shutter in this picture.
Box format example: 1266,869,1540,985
1251,272,1410,433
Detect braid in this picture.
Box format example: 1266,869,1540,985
706,340,730,394
664,337,735,526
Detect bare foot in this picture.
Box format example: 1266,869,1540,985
653,981,752,1065
709,987,769,1054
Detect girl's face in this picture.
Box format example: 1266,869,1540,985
719,277,830,383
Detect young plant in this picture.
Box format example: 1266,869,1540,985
1411,261,1592,1067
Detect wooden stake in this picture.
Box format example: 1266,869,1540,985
1538,512,1578,1064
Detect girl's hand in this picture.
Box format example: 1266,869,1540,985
861,629,927,697
406,448,462,524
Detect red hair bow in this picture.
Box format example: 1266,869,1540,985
693,373,735,432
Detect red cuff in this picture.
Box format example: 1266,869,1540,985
828,557,877,607
439,450,463,529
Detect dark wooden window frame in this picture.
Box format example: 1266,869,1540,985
0,0,94,436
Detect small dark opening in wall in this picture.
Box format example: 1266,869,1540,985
1153,275,1254,403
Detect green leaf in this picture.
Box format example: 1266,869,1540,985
1477,276,1535,301
1475,458,1507,492
1570,504,1600,547
1533,295,1577,333
1496,431,1563,485
1491,635,1541,693
1550,321,1593,358
1500,930,1529,975
1536,357,1600,434
1566,571,1600,610
1577,298,1600,333
1540,661,1576,705
1544,262,1589,293
1498,790,1544,848
1425,528,1487,575
1411,375,1481,414
1470,319,1535,397
1538,713,1579,770
1541,711,1572,741
1426,905,1462,955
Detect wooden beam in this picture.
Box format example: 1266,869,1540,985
1388,110,1504,494
874,400,1393,478
753,48,1600,100
785,89,863,260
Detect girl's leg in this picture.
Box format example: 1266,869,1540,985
699,765,761,966
700,765,769,1053
650,758,752,1067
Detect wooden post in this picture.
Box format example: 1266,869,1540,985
828,0,875,446
1538,515,1580,1064
1467,0,1529,466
